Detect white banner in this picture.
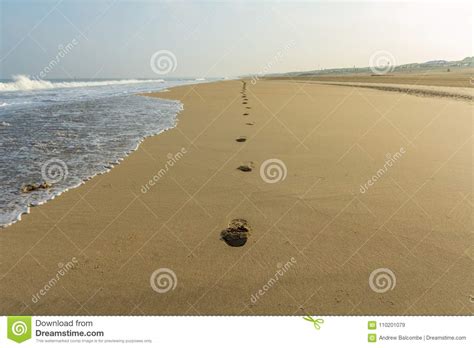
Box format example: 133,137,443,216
0,316,472,347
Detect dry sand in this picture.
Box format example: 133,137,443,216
0,79,472,315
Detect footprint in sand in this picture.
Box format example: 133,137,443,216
245,122,254,125
237,161,254,172
220,219,250,247
243,113,249,116
235,136,247,143
242,102,248,104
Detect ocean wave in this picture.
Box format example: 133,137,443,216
0,94,182,228
0,75,164,92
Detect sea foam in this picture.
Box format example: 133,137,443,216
0,76,204,228
0,75,164,92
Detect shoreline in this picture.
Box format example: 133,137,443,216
0,93,184,229
0,79,471,315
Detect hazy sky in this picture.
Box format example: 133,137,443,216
0,0,472,79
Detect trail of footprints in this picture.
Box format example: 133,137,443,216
221,80,254,247
236,81,253,170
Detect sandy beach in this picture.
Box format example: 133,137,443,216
0,78,472,315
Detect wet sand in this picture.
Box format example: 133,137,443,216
271,67,474,88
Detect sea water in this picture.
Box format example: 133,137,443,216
0,75,210,227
